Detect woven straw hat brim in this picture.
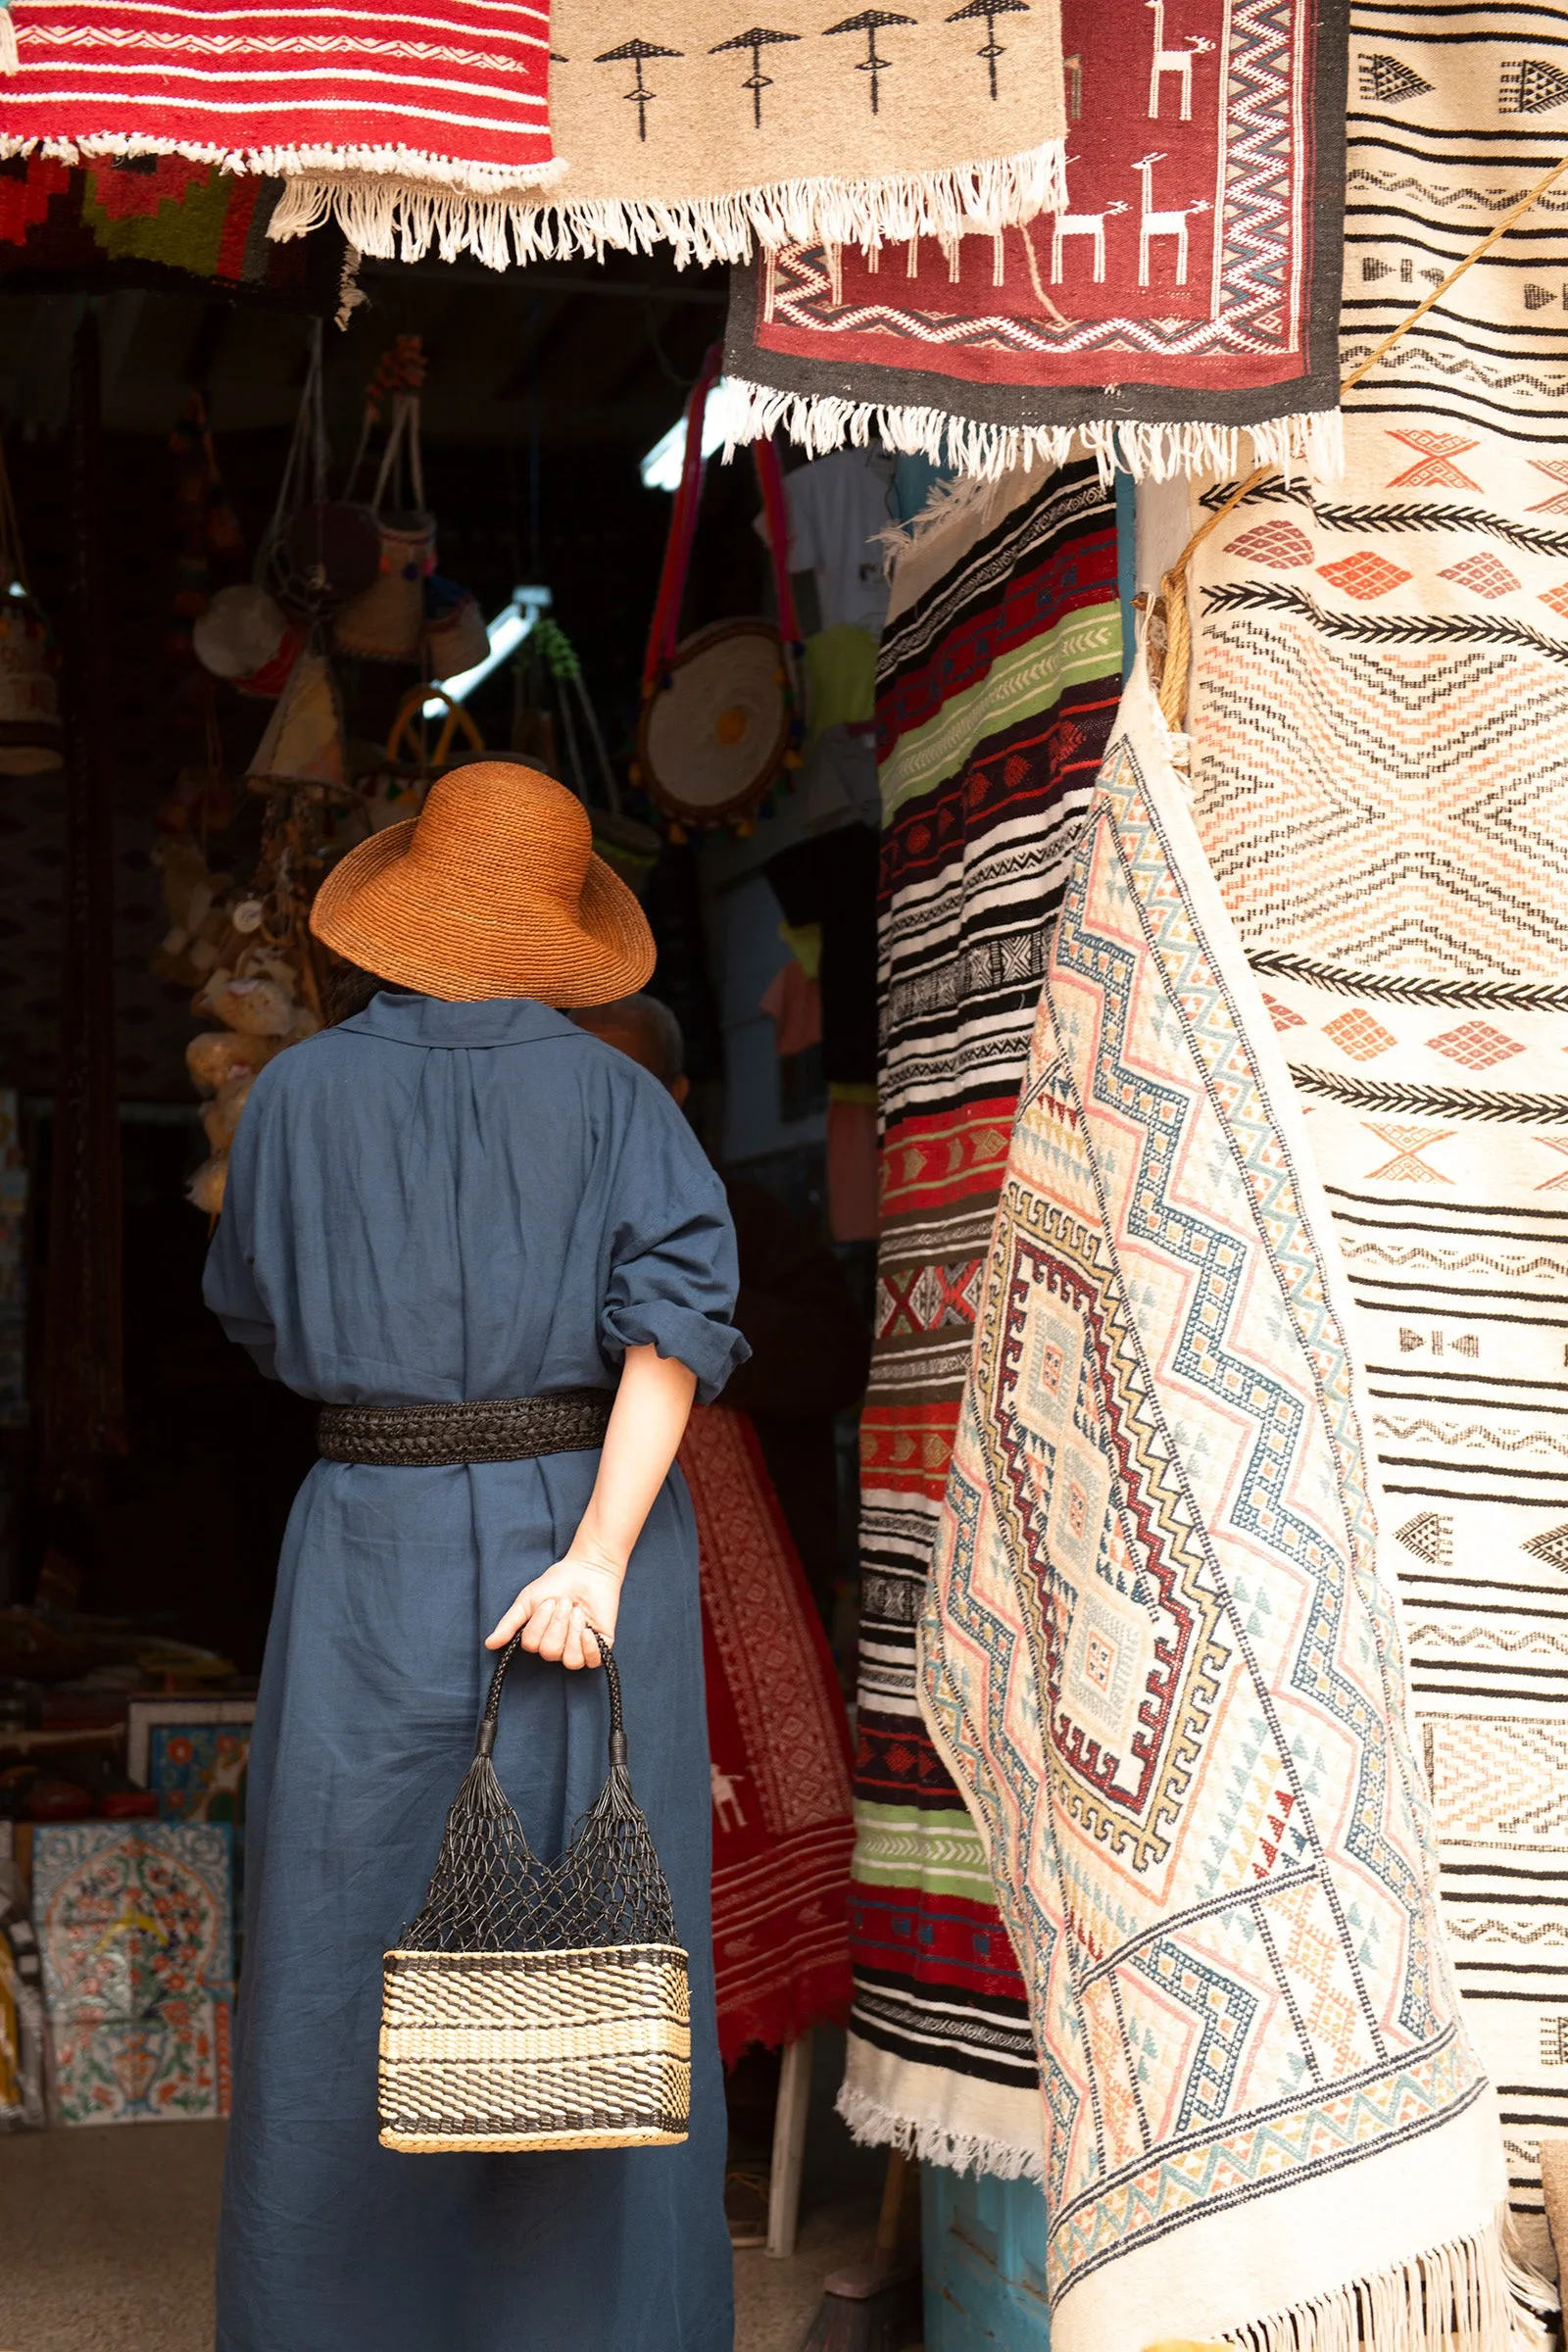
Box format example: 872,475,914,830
310,814,655,1005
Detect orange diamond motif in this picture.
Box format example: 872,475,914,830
1261,992,1306,1032
1317,551,1412,600
1440,553,1520,599
1324,1007,1396,1061
1541,582,1568,619
1427,1020,1525,1069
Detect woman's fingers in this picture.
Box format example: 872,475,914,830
485,1573,612,1667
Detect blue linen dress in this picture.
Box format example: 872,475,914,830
203,991,748,2352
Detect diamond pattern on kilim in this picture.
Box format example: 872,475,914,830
1225,520,1314,567
1324,1007,1396,1061
1316,551,1413,599
1426,1020,1526,1069
1539,581,1568,618
919,674,1497,2348
1440,553,1522,599
1262,992,1307,1030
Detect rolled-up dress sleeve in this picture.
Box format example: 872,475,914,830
601,1083,751,1404
202,1081,280,1379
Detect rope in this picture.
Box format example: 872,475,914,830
1155,152,1568,730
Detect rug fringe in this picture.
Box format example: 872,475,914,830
1218,2219,1546,2352
722,375,1346,486
265,141,1068,272
834,2080,1045,2181
0,129,567,196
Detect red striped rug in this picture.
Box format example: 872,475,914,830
681,1401,854,2061
1,0,559,198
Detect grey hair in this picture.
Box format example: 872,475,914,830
576,993,685,1081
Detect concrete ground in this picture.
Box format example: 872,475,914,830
0,2035,889,2352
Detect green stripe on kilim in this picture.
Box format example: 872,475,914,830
880,607,1120,821
852,1802,999,1901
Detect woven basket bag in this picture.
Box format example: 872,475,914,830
379,1632,690,2155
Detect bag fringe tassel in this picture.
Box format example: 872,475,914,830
721,373,1346,486
0,129,567,198
834,2079,1044,2183
263,141,1068,273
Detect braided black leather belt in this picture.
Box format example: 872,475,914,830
318,1388,615,1468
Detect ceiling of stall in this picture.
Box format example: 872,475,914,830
0,247,729,445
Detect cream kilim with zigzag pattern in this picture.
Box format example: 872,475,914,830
919,662,1517,2352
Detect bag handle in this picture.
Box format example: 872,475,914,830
476,1628,628,1773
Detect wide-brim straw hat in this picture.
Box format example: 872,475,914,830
310,760,656,1005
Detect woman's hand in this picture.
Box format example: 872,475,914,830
486,1543,623,1670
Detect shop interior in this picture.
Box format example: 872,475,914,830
0,239,915,2349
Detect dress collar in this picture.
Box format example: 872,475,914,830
343,993,589,1051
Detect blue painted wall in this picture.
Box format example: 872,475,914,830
922,2167,1052,2350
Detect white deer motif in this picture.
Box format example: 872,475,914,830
1131,152,1209,287
1051,196,1130,284
1146,0,1214,121
710,1760,748,1833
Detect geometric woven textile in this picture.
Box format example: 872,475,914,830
920,662,1512,2352
723,0,1348,479
681,1403,855,2065
1339,0,1568,446
841,462,1122,2178
1189,413,1568,981
2,0,558,200
271,0,1067,270
1242,952,1568,2276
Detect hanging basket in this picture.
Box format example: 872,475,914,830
423,578,490,683
0,438,64,777
0,587,63,776
333,395,435,664
379,1635,690,2155
637,620,792,829
193,584,305,700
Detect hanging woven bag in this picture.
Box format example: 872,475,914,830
379,1632,691,2154
333,392,435,665
0,439,63,776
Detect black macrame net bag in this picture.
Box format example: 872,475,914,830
401,1631,676,1954
378,1632,690,2155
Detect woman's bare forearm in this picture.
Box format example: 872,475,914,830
569,1343,698,1571
486,1343,697,1664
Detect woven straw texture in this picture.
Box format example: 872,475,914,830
309,760,655,1005
379,1944,690,2151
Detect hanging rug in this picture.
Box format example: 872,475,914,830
840,462,1123,2180
682,1403,855,2062
0,0,560,200
0,155,344,311
1187,367,1568,2282
268,0,1066,272
919,653,1517,2351
722,0,1348,481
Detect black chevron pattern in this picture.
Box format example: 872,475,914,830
1288,1066,1568,1124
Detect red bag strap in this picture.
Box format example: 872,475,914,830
641,344,803,700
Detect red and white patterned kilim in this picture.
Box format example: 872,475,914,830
1,0,559,193
1225,520,1315,567
1439,553,1521,599
1317,550,1412,599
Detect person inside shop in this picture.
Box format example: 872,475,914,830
201,761,748,2352
569,992,870,1628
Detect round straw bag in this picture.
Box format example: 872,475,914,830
333,395,435,664
379,1632,690,2155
